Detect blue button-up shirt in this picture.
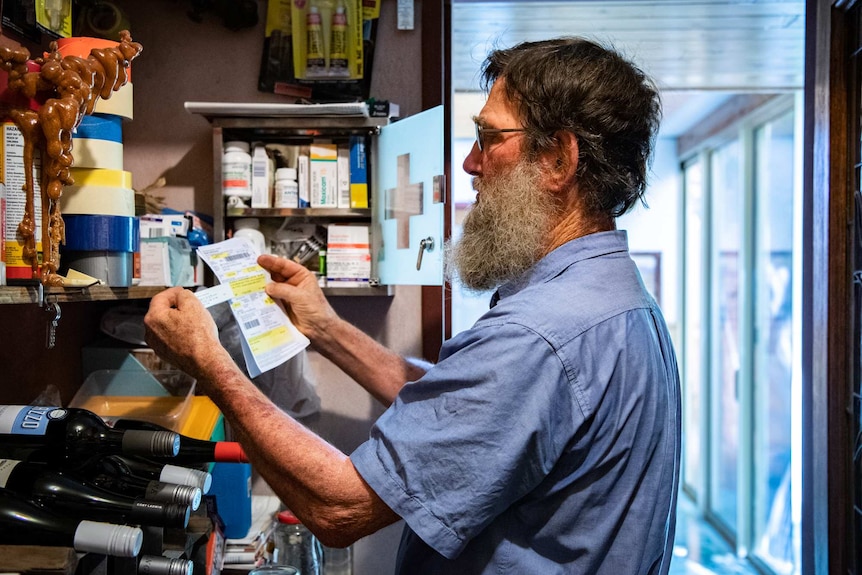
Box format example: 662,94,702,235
351,230,681,574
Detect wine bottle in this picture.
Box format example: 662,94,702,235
0,405,180,464
0,459,191,528
137,555,195,575
114,418,249,464
82,453,212,495
77,453,202,511
0,488,142,556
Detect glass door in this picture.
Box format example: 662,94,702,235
682,157,707,503
750,108,800,574
709,137,743,538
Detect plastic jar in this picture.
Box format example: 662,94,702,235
233,218,268,255
322,544,353,575
222,141,252,199
273,167,299,209
273,510,323,575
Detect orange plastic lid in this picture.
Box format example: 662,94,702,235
277,510,301,525
214,441,249,463
53,37,133,82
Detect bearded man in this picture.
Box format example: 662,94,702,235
145,37,681,575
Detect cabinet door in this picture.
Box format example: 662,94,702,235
375,106,444,286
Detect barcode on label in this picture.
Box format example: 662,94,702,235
147,227,168,238
226,252,250,261
243,319,260,330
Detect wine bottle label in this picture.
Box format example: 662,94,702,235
0,458,21,486
0,405,62,435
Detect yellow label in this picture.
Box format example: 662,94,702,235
228,273,267,298
248,325,294,355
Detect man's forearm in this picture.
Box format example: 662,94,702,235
195,349,399,546
309,315,427,406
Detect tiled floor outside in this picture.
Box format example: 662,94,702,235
670,494,759,575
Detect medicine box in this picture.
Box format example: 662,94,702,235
310,142,338,208
337,142,350,209
326,224,370,287
298,145,310,208
349,135,368,208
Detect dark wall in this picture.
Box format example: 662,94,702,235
0,0,426,402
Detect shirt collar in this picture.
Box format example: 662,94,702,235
492,230,629,306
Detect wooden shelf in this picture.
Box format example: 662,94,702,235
0,285,167,305
0,283,391,304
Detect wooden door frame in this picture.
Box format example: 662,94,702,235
804,0,856,573
420,0,452,362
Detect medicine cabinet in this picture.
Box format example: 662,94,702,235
188,104,445,295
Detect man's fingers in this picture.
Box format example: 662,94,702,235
148,286,184,312
265,281,295,302
258,254,306,284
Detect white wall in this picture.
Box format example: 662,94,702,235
618,137,680,328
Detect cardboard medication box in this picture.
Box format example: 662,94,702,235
310,142,338,208
348,135,368,209
326,224,370,287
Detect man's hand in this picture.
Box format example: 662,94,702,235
258,254,338,341
144,287,224,379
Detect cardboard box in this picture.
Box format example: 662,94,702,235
326,224,370,287
310,142,338,208
139,236,195,287
298,145,310,208
1,122,43,280
337,142,350,208
349,135,368,208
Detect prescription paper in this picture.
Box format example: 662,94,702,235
196,238,309,377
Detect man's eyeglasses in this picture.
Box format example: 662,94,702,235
474,122,526,152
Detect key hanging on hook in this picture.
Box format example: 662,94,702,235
45,301,61,349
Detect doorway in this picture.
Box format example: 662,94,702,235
448,2,805,574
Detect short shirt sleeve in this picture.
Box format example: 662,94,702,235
350,320,583,559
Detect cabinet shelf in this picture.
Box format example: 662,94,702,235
0,285,166,305
323,285,393,297
0,283,391,305
226,207,371,219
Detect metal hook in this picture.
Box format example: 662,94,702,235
45,300,61,349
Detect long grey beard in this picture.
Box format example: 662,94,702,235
445,160,560,292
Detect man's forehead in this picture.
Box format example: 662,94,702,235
477,80,519,125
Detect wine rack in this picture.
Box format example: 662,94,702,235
0,510,218,574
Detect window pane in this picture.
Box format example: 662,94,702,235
709,138,742,535
450,138,494,336
683,160,705,499
752,110,797,574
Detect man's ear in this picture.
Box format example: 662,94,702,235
541,130,579,192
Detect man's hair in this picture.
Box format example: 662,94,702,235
481,37,661,218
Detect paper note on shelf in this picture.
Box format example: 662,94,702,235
196,238,310,377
